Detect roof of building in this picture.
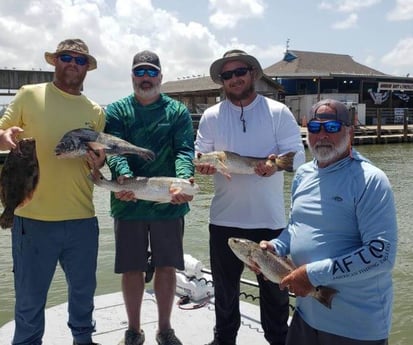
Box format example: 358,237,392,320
161,76,220,94
263,50,389,78
161,74,281,94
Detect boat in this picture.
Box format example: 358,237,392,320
0,255,294,345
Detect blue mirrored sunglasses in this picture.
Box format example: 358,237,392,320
307,120,343,134
58,54,88,66
219,67,252,81
133,68,160,78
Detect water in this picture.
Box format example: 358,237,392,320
0,144,412,344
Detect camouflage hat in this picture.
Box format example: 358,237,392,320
209,49,263,85
44,38,97,71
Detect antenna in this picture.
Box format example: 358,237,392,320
286,38,290,52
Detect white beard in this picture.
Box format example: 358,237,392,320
308,128,351,165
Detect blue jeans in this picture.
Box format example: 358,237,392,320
11,216,99,345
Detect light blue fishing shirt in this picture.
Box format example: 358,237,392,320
272,149,398,341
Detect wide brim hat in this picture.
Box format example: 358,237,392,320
44,38,97,71
209,49,263,85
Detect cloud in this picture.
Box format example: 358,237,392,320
319,0,381,13
208,0,266,29
381,37,413,75
387,0,413,21
0,0,225,104
332,13,358,29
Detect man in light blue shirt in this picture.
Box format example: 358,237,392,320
259,99,397,345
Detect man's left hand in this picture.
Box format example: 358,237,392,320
170,177,195,204
255,154,278,177
86,149,106,170
279,264,314,297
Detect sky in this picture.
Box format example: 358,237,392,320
0,0,412,105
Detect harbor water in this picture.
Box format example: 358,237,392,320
0,144,412,344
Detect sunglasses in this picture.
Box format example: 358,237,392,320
219,67,252,81
58,54,88,66
133,68,160,78
307,120,343,134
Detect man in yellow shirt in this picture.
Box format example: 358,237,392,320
0,38,105,345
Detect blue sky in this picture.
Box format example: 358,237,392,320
0,0,412,104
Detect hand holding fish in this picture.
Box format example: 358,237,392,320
254,154,278,177
89,169,200,203
279,265,314,297
170,177,195,204
0,127,24,150
247,240,277,275
86,149,106,170
194,159,218,176
228,237,337,308
194,151,296,179
114,175,137,202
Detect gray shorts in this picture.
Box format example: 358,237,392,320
114,218,185,273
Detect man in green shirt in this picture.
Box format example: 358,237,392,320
104,50,195,345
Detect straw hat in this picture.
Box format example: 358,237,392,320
44,38,97,71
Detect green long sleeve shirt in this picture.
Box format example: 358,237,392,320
104,93,194,220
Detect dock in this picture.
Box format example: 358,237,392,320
192,114,413,146
299,124,413,146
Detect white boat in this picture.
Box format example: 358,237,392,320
0,255,291,345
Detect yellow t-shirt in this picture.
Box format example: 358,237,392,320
0,82,105,221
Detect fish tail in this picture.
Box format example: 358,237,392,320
314,286,338,309
275,151,296,172
0,207,14,229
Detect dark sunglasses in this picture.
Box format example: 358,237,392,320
133,68,160,78
219,67,252,81
58,54,88,66
307,120,343,134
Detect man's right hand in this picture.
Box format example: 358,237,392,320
0,127,24,150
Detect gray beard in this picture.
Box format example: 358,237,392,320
308,128,351,165
133,81,161,100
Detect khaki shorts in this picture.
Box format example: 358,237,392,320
114,218,185,273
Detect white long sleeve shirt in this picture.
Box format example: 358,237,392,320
195,94,305,229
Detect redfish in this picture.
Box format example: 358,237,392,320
193,151,295,179
228,237,338,309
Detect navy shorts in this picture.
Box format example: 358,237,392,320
114,218,185,273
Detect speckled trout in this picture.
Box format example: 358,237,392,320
88,169,200,203
55,128,155,161
193,151,295,179
228,237,338,309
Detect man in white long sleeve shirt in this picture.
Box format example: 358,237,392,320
195,49,305,345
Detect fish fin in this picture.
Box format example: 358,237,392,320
140,150,156,161
216,161,232,179
313,286,338,309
